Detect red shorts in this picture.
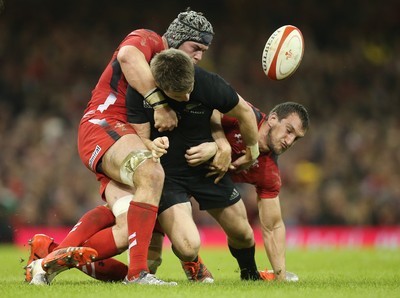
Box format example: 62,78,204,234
78,117,137,198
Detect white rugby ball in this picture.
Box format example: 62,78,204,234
262,25,304,80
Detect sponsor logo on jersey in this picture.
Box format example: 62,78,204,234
184,102,205,114
115,122,127,131
143,100,152,109
185,102,202,110
230,188,240,200
88,145,102,170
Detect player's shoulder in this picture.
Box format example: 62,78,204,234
255,154,281,188
194,66,235,98
128,28,160,38
194,66,212,80
194,66,225,84
261,151,279,165
122,29,162,45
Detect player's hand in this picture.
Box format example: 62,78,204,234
151,136,169,162
206,144,232,183
185,142,217,167
154,106,178,132
230,149,256,172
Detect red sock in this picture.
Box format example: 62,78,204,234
79,258,128,282
83,227,119,260
127,201,158,279
57,205,115,249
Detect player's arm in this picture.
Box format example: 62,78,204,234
208,110,232,183
118,45,178,132
130,122,169,162
258,195,286,281
210,110,232,169
185,110,232,183
224,95,259,171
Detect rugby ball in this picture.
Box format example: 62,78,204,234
262,25,304,80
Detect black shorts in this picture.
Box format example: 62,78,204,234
158,174,241,214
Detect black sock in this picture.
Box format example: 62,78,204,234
228,245,260,280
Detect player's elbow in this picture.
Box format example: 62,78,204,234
117,45,143,66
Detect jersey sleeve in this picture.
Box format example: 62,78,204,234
194,67,239,113
126,86,149,124
119,29,165,62
222,113,239,128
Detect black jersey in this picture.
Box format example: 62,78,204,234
127,66,239,176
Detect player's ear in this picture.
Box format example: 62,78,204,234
267,112,278,126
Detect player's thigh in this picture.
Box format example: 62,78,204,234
102,134,164,186
208,199,252,239
158,203,201,254
104,180,136,208
101,134,146,177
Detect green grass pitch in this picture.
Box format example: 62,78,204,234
1,244,399,298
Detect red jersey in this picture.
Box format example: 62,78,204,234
222,104,281,199
77,29,165,198
81,29,165,123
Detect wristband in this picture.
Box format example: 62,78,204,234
246,143,260,160
151,100,169,110
144,88,165,106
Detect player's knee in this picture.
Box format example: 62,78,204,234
145,160,165,186
172,240,200,262
119,149,165,188
134,158,165,190
228,224,255,247
241,229,255,246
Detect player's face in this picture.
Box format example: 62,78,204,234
179,41,209,64
264,113,306,155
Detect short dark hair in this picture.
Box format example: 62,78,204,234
150,48,195,93
270,102,310,131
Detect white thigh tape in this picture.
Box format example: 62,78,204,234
119,150,153,186
112,195,134,217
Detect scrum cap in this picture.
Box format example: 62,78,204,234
164,8,214,48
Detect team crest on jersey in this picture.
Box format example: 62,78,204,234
234,133,243,144
115,122,127,131
185,102,202,110
184,102,205,114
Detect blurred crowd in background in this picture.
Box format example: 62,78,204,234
1,0,399,241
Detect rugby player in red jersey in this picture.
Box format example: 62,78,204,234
25,8,215,286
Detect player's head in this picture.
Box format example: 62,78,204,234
263,102,309,155
164,8,214,64
150,48,194,102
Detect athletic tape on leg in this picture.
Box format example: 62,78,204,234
112,195,134,217
119,150,153,186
